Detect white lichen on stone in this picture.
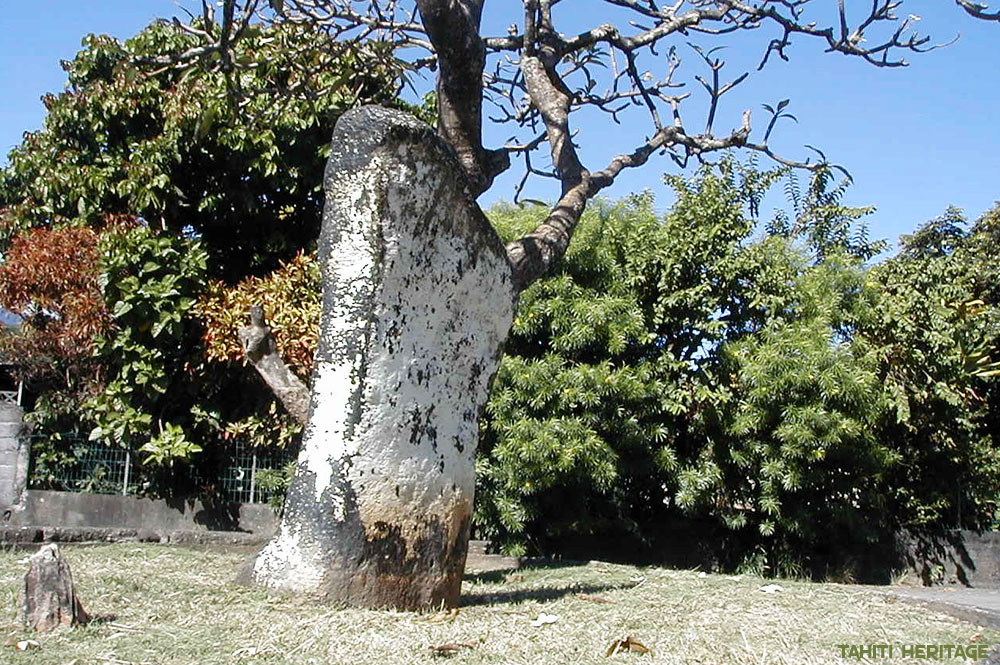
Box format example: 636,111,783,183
251,521,325,591
249,107,515,606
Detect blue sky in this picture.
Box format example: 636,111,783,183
1,1,998,250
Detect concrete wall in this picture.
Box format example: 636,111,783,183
0,404,27,510
0,402,278,537
902,531,1000,588
9,489,277,536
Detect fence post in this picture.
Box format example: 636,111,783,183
122,450,131,496
250,453,258,504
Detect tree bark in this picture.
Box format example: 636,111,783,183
21,544,89,632
415,0,508,197
504,53,590,291
239,305,311,425
241,106,515,609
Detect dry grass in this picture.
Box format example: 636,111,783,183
0,543,996,664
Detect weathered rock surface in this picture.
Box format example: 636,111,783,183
21,544,89,631
244,106,515,609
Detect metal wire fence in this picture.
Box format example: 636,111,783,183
28,435,138,495
213,440,297,505
27,434,297,504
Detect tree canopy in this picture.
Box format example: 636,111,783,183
0,16,403,486
478,167,1000,578
163,0,998,290
0,18,403,282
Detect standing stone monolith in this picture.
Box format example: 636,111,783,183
243,106,516,609
21,544,89,632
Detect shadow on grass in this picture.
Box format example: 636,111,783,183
463,559,589,584
461,561,630,607
461,582,629,607
84,613,119,626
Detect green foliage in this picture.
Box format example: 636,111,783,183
477,164,1000,578
87,224,208,465
254,460,298,514
0,16,405,477
478,162,790,557
677,251,895,576
26,433,88,491
0,20,401,281
769,166,885,262
222,400,304,451
865,209,1000,536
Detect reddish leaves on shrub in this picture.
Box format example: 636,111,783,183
0,226,109,380
198,252,320,381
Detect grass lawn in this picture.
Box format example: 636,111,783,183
1,543,995,664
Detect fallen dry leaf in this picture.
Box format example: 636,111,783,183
423,608,460,623
14,639,41,651
606,636,651,656
429,642,475,657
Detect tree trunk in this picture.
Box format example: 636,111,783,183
21,544,89,631
239,305,310,425
240,106,515,609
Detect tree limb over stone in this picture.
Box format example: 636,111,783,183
166,0,996,291
20,544,89,632
239,304,311,425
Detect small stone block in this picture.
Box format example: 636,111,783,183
20,543,89,631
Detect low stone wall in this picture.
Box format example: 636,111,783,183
5,486,999,589
6,489,278,538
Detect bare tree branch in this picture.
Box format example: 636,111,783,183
506,108,765,291
957,0,1000,21
415,0,509,196
160,0,995,292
